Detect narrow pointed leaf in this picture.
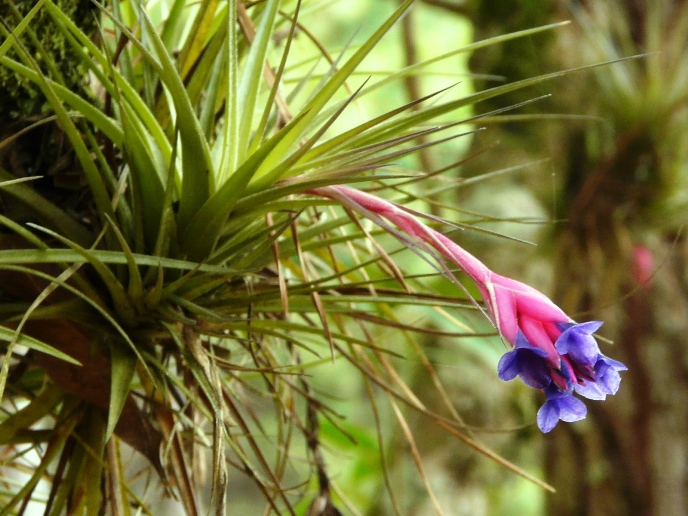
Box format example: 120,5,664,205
251,0,415,179
181,109,311,260
0,326,81,365
0,0,45,60
236,0,280,162
138,8,214,227
106,340,138,440
27,224,137,327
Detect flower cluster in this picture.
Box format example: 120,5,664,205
310,185,627,432
496,314,627,432
472,270,627,432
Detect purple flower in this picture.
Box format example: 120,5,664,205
556,321,603,366
595,355,627,393
498,332,551,389
537,386,587,433
497,321,626,432
576,354,628,400
308,185,627,433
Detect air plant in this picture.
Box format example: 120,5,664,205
0,1,625,513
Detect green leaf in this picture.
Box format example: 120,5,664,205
294,86,453,168
0,264,155,384
0,326,81,365
189,22,228,136
137,8,214,228
44,1,172,164
0,248,235,274
160,0,188,51
27,224,137,327
247,79,369,191
104,215,145,305
118,103,166,248
0,387,63,445
106,339,138,440
0,399,80,515
177,0,221,78
347,22,571,108
250,0,415,181
348,57,646,151
0,0,45,60
0,168,93,247
235,0,280,164
0,56,124,146
0,36,117,229
215,0,238,185
181,109,312,260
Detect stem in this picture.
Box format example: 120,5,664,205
309,185,492,287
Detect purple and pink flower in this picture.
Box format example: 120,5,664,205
311,185,627,432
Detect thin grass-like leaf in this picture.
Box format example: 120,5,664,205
355,22,571,101
350,56,646,150
0,326,80,365
0,248,234,274
177,0,221,79
249,0,302,153
106,340,138,440
236,0,280,163
44,1,173,163
0,0,45,60
0,168,92,247
251,0,415,180
0,388,62,445
215,0,239,187
248,79,370,191
0,55,124,147
0,402,80,516
390,400,444,515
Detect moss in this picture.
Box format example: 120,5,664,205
0,0,98,122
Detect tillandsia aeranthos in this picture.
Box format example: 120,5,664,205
0,0,640,509
311,185,627,433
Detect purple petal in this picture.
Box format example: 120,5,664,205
498,351,519,381
598,368,622,395
575,381,607,400
556,395,587,422
556,396,588,423
557,321,602,334
573,320,604,334
537,393,587,432
537,401,561,433
555,321,603,366
596,355,628,374
594,355,627,395
497,347,551,389
517,352,552,389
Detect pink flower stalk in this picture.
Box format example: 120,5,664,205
309,185,626,432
